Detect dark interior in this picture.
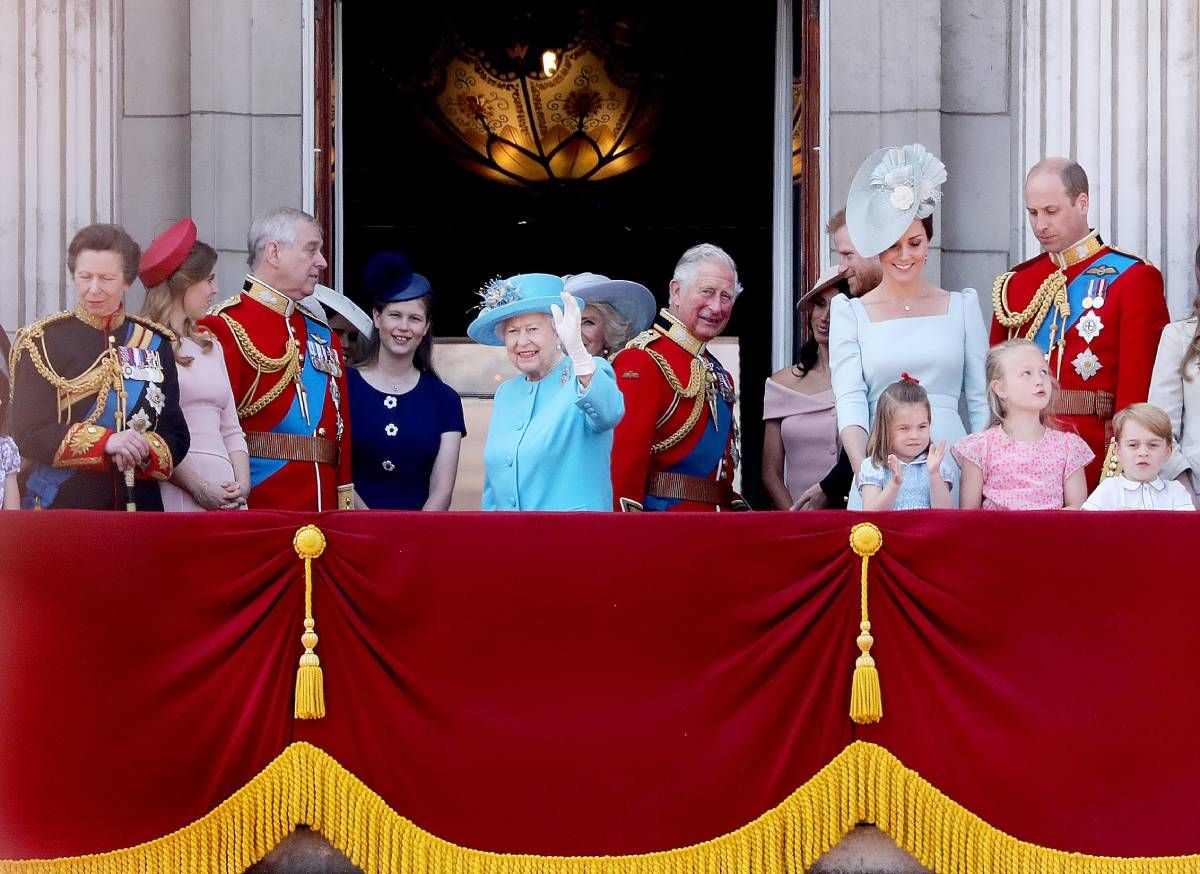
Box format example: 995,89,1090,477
341,2,783,506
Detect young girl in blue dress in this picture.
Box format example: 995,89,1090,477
857,375,955,510
349,254,465,510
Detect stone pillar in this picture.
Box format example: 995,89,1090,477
119,0,191,312
826,0,943,283
939,0,1014,319
186,0,305,300
1014,0,1200,316
0,0,119,329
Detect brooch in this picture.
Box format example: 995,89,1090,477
1072,349,1102,381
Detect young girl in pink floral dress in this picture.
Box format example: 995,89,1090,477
953,339,1093,509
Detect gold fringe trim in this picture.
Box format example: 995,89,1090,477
3,741,1195,874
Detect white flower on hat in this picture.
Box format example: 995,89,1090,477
890,185,915,211
869,144,946,218
846,143,948,258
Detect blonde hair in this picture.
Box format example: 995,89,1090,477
1113,402,1173,445
584,300,633,355
140,241,218,366
866,377,930,466
985,338,1058,428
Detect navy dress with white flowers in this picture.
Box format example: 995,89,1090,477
348,368,465,510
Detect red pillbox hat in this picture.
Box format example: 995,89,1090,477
139,218,197,287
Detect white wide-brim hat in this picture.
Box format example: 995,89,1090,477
312,284,374,339
845,143,947,258
467,273,583,347
561,273,656,335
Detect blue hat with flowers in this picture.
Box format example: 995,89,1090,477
364,252,431,303
467,273,582,346
846,143,947,258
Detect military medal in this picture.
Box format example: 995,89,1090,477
117,346,164,382
306,337,342,377
145,382,166,415
1072,349,1102,381
1076,310,1104,344
717,368,736,404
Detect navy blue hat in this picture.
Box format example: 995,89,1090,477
364,252,432,303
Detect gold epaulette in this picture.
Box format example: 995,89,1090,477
8,311,73,377
126,313,177,342
623,329,659,352
209,295,241,316
1106,245,1148,266
9,312,118,422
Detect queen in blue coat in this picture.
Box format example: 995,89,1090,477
468,273,624,511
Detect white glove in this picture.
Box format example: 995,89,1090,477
551,290,595,377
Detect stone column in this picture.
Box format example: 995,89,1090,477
1014,0,1200,316
0,0,119,329
826,0,944,283
185,0,305,301
939,0,1014,320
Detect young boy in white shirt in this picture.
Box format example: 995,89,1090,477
1082,403,1196,510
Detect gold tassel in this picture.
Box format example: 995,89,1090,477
848,523,883,724
293,525,327,719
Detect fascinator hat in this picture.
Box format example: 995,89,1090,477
467,273,583,346
845,144,947,258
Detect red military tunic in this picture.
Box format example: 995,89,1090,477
991,231,1168,488
198,276,353,510
610,310,742,511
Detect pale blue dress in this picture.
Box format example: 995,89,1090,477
830,288,989,509
858,452,960,510
482,355,624,511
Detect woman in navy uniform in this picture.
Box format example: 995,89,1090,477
9,223,189,510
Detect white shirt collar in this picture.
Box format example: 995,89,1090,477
1118,474,1166,492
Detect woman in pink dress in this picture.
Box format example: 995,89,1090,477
762,266,851,510
140,219,249,511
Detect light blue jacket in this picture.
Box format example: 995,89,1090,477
482,356,624,511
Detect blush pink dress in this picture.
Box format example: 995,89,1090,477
762,378,839,504
952,425,1094,510
159,335,248,512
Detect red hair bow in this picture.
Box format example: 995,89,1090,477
899,371,920,384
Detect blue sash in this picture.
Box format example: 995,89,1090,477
644,358,734,511
1032,252,1137,353
23,323,161,508
249,316,336,488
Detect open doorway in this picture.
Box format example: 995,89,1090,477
319,1,819,508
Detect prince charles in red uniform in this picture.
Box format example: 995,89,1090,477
610,244,745,511
199,208,353,510
991,158,1168,488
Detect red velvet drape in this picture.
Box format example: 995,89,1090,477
0,510,1196,860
